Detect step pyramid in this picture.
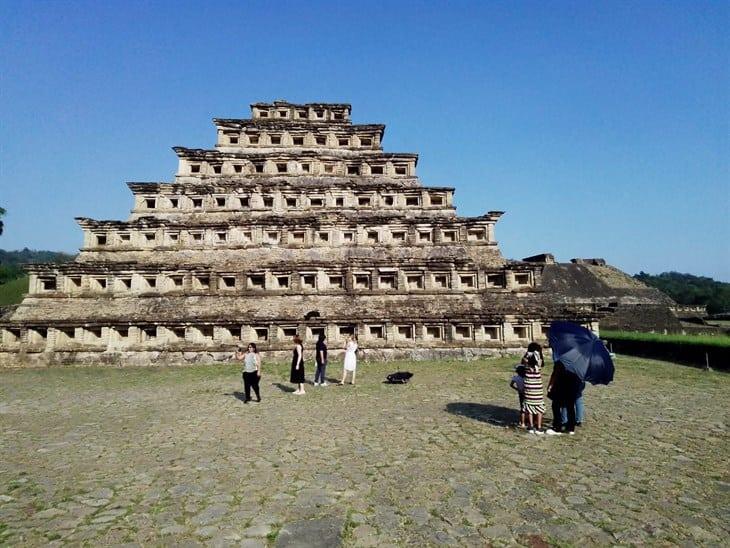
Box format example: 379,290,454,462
1,101,605,366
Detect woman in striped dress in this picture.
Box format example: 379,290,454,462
522,342,545,435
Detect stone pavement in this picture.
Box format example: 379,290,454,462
0,356,728,546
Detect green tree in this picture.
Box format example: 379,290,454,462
0,206,5,236
635,271,730,315
0,249,75,285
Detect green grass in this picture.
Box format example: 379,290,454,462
602,329,730,348
0,275,28,305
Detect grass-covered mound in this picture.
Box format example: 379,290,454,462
602,329,730,348
0,275,28,306
602,329,730,369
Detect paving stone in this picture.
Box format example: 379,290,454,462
276,517,342,547
194,525,219,538
89,488,114,499
241,524,272,537
210,494,235,503
689,525,720,542
79,498,109,507
352,524,382,547
481,524,513,540
0,358,726,546
238,540,266,548
90,508,127,524
160,524,186,535
191,503,230,526
33,507,65,519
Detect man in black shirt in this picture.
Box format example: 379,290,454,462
314,333,328,386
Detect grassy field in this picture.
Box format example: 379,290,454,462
1,355,728,546
0,276,28,306
602,329,730,348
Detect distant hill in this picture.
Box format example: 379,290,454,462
0,249,75,285
634,271,730,315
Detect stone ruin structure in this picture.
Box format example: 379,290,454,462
0,101,674,366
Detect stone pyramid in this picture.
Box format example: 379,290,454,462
1,101,606,366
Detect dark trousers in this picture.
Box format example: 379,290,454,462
314,362,327,383
552,398,576,432
242,371,260,401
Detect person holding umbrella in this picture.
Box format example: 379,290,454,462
547,321,615,433
546,361,582,434
561,381,585,427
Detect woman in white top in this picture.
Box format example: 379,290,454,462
236,343,261,403
340,335,359,385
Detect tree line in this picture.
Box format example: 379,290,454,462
635,271,730,315
0,249,75,285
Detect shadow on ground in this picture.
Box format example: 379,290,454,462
272,382,296,393
445,402,518,427
222,391,248,402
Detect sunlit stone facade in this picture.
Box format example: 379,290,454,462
0,101,608,366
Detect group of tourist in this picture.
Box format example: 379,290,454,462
236,335,584,434
233,333,359,402
509,342,585,435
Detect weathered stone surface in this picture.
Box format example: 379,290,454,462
275,517,342,548
190,503,229,526
240,524,271,538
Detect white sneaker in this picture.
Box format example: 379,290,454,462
321,382,328,387
534,429,545,436
545,429,562,436
314,382,320,386
567,431,575,435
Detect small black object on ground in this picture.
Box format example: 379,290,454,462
385,371,413,384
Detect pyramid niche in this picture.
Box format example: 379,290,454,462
1,101,604,366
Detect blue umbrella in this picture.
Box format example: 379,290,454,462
548,321,614,385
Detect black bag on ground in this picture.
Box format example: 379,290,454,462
386,371,413,384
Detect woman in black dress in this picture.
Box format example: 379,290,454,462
290,334,306,395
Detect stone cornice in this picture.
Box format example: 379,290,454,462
25,255,517,274
76,212,502,229
126,180,455,193
250,101,352,109
214,119,384,133
173,146,418,163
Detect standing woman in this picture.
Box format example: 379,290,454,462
547,361,582,435
340,334,358,385
290,335,306,395
314,332,328,386
238,343,262,403
522,342,545,435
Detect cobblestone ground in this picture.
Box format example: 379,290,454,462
1,356,728,547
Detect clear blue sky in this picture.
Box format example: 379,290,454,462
1,1,728,280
